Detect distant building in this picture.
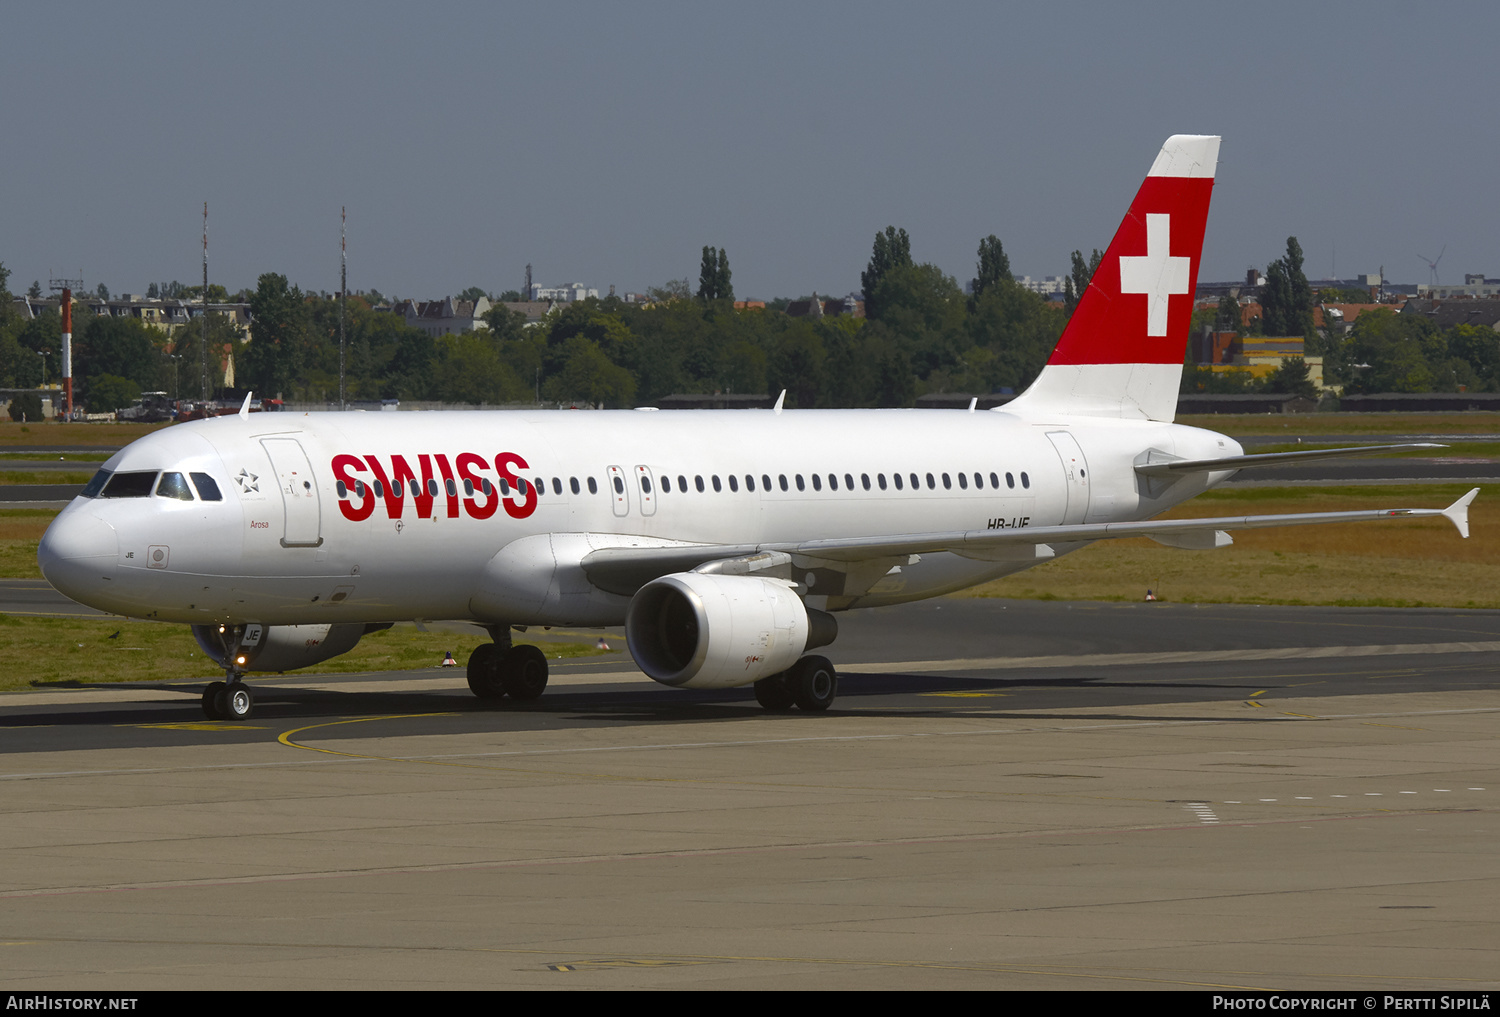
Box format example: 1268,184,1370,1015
1401,299,1500,331
530,282,598,303
785,293,863,318
394,296,492,337
10,295,249,338
1015,275,1066,296
1417,274,1500,299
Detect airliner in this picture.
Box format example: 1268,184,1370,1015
37,135,1476,721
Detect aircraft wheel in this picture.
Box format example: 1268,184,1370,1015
501,645,549,701
466,643,505,699
201,681,227,720
786,655,837,712
220,682,254,721
753,674,796,711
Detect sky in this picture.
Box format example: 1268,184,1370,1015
3,1,1496,303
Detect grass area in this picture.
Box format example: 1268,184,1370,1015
0,452,112,462
0,420,167,447
0,509,57,578
1178,411,1500,436
0,472,93,485
959,484,1499,608
0,617,615,693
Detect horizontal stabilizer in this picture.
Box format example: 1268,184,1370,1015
1135,443,1446,477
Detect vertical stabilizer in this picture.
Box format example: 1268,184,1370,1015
1004,135,1220,422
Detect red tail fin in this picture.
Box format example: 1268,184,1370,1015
1006,135,1219,421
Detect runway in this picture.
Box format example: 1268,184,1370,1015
1,599,1497,990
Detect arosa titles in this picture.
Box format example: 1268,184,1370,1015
332,452,539,523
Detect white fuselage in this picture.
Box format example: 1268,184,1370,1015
38,408,1241,627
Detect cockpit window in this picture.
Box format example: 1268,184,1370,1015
100,471,158,499
81,469,112,498
156,472,195,501
190,473,223,501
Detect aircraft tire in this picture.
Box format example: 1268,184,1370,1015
501,645,548,701
201,681,227,720
220,683,254,721
787,655,837,712
753,674,796,711
466,643,506,699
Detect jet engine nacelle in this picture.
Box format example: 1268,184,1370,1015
625,572,836,689
192,622,372,673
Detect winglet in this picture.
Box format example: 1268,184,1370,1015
773,389,785,415
238,391,254,420
1442,487,1479,539
967,396,978,413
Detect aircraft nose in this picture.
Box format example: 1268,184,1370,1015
38,511,118,601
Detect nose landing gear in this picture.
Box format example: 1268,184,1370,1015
201,676,254,720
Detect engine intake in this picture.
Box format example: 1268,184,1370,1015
625,572,836,689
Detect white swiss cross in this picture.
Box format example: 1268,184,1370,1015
1118,212,1189,337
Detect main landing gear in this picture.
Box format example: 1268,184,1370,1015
201,677,254,720
753,655,838,713
466,627,549,702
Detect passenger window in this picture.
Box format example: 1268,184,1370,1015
824,474,834,491
712,475,722,492
446,478,458,497
464,478,475,496
796,475,805,491
612,476,624,494
570,477,580,495
973,473,982,489
779,475,788,491
678,475,688,492
588,477,598,494
482,479,494,496
910,473,920,490
156,472,195,501
894,473,903,490
695,475,705,493
728,475,738,492
410,479,421,497
990,472,999,488
1006,472,1015,489
499,478,511,495
761,474,771,491
958,473,968,490
642,476,653,493
375,480,387,498
532,476,544,496
845,473,854,491
660,476,671,493
1021,472,1031,489
746,475,755,492
427,478,439,497
926,473,936,490
552,477,563,495
190,472,222,501
812,474,821,491
877,474,887,490
336,481,348,498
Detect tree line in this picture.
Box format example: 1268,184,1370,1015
5,228,1496,418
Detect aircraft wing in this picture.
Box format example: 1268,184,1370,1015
1135,443,1445,477
580,488,1478,593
